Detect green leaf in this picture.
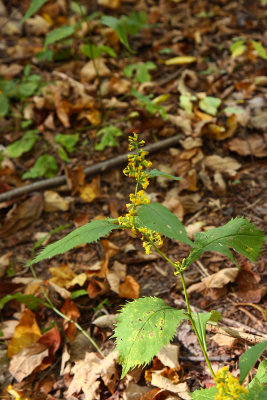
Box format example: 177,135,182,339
199,96,221,116
179,94,197,114
55,133,79,153
224,106,244,115
124,62,157,83
7,130,40,158
22,0,49,23
94,126,123,151
191,386,218,399
70,1,87,15
44,25,76,47
251,40,267,60
131,87,168,119
57,146,70,162
27,219,118,266
121,11,146,36
113,297,186,378
82,43,116,59
230,39,246,57
0,93,9,117
246,360,267,399
71,289,88,299
18,81,39,98
247,359,267,389
191,311,222,352
186,217,265,267
246,379,267,400
0,293,44,310
101,15,132,52
239,340,267,384
148,168,182,181
22,154,58,179
137,202,193,246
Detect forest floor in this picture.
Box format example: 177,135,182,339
0,0,267,399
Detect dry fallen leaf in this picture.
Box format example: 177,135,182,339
187,268,239,294
204,155,241,176
49,265,76,288
157,344,180,369
61,299,80,342
8,309,42,358
9,343,48,382
211,333,237,348
92,314,118,329
151,375,190,399
0,251,12,278
0,194,44,236
227,134,267,158
81,58,111,82
44,190,70,212
119,275,140,299
79,176,101,203
67,351,118,400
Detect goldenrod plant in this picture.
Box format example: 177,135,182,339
26,134,266,399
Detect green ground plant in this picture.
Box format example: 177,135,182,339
22,133,267,399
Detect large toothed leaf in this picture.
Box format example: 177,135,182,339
114,297,187,378
191,387,218,400
137,202,193,246
186,217,265,267
28,220,118,266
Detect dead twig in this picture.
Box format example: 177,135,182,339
0,134,183,203
206,324,266,346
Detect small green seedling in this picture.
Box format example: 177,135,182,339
28,134,266,398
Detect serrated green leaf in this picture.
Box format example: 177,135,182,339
27,219,118,266
186,217,265,267
45,25,76,47
239,340,267,384
0,93,9,117
148,168,181,181
22,154,58,179
191,311,222,352
0,293,44,310
137,202,193,246
199,96,221,116
247,359,267,392
114,297,186,377
191,386,218,399
246,377,267,400
7,130,40,158
22,0,49,23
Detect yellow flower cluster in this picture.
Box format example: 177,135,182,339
118,133,162,254
139,227,163,254
215,367,248,400
123,133,152,190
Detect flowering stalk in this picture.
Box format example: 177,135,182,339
118,133,162,254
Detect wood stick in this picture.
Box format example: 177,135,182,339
0,134,183,203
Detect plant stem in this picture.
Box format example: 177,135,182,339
152,245,215,378
179,272,215,379
29,265,104,357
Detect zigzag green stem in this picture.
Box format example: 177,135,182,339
151,244,215,379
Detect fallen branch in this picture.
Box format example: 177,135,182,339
0,134,183,203
206,324,267,345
